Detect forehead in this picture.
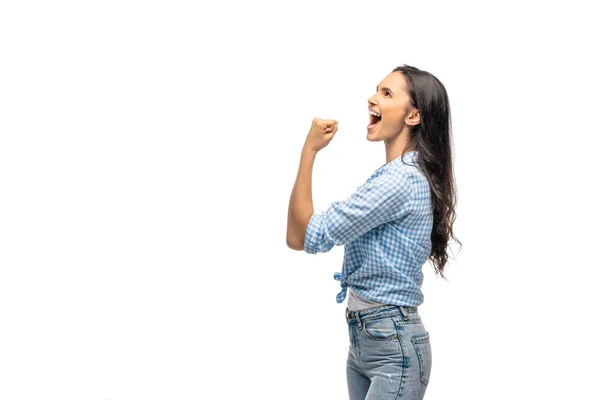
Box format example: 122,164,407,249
377,72,407,92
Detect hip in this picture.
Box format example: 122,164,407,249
345,304,432,386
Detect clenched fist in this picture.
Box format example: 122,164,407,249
304,118,338,153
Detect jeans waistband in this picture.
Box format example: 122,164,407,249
345,304,419,324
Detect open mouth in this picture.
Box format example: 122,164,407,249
368,113,381,129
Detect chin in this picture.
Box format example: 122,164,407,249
366,130,381,141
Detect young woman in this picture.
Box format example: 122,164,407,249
287,64,460,399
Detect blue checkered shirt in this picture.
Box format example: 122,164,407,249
303,150,433,306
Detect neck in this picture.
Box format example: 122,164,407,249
384,127,414,164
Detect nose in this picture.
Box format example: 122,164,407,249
368,96,377,109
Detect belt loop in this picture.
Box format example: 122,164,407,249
354,310,363,328
398,306,409,321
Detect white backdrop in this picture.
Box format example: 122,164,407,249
1,1,599,399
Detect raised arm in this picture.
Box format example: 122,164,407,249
287,118,339,250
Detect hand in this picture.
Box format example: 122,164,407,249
304,118,338,153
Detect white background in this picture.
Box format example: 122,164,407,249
1,1,599,399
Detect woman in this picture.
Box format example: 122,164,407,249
287,64,460,399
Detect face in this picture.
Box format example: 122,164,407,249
367,72,420,140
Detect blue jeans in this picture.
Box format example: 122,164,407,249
345,304,432,399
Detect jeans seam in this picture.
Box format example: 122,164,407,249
394,326,406,399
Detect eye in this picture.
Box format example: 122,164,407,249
384,91,391,97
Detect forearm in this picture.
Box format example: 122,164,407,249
287,145,317,248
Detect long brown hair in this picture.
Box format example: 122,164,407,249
394,64,461,279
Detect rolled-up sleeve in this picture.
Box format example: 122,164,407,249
303,171,414,254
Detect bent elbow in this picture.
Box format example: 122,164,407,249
286,237,304,251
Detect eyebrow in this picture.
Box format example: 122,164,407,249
376,85,394,94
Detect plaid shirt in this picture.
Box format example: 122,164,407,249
304,150,433,306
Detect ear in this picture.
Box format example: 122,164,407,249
406,109,420,126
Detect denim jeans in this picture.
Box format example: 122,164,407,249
345,304,432,399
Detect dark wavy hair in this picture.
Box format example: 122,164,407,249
394,64,461,279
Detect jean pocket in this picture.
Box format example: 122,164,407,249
361,316,399,341
411,332,432,386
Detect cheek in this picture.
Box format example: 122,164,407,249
383,106,406,126
382,114,402,127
